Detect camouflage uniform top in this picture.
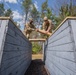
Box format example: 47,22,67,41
42,19,52,33
25,22,36,33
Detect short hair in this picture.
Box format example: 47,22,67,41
44,16,48,21
29,18,33,21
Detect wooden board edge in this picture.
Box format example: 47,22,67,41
0,17,10,20
29,39,46,42
50,16,76,37
44,66,50,75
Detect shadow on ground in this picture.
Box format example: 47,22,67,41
25,59,48,75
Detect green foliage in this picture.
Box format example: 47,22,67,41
22,0,32,13
46,8,52,19
5,9,12,17
0,3,5,16
31,4,39,23
32,42,42,54
0,3,12,17
22,0,32,24
46,2,75,30
41,0,48,18
41,0,48,12
52,0,76,29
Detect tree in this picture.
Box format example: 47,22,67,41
0,3,5,16
46,8,52,19
41,0,48,19
53,0,76,29
31,4,39,23
59,0,76,20
41,0,53,21
0,3,13,17
5,9,12,17
22,0,32,27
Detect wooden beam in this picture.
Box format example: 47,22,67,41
0,17,10,20
29,39,46,42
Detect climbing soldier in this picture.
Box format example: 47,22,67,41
24,18,36,39
36,16,54,37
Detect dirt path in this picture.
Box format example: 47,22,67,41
25,59,48,75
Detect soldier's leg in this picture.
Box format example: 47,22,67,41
27,33,30,39
24,30,28,37
25,30,27,35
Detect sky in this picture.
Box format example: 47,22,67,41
0,0,56,30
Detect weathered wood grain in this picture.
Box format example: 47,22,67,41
0,18,32,75
44,18,76,75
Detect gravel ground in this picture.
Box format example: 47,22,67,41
25,59,48,75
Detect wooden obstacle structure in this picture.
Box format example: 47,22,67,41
44,17,76,75
0,17,76,75
0,17,32,75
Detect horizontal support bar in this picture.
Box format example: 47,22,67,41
29,39,46,42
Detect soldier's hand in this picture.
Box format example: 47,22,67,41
31,28,35,31
36,29,39,32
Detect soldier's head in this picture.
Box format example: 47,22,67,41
29,18,33,23
43,16,48,22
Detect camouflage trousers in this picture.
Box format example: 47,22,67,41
24,30,32,39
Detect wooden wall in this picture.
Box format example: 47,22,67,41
44,19,76,75
0,19,32,75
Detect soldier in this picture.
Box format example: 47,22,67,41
42,16,53,33
36,17,53,37
24,18,36,39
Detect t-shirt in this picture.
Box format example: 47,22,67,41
42,19,52,33
25,22,36,31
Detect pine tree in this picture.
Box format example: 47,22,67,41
22,0,32,26
5,9,12,17
0,3,5,16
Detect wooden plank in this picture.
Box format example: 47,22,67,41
1,55,28,71
0,17,10,20
47,51,76,62
49,20,69,40
47,56,76,75
46,58,66,75
48,26,71,44
70,20,76,49
47,42,74,52
0,20,9,69
48,33,72,47
1,57,29,75
8,20,29,43
29,39,46,42
47,54,76,73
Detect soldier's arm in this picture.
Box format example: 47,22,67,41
47,20,52,32
36,29,51,36
36,22,51,36
42,22,45,31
